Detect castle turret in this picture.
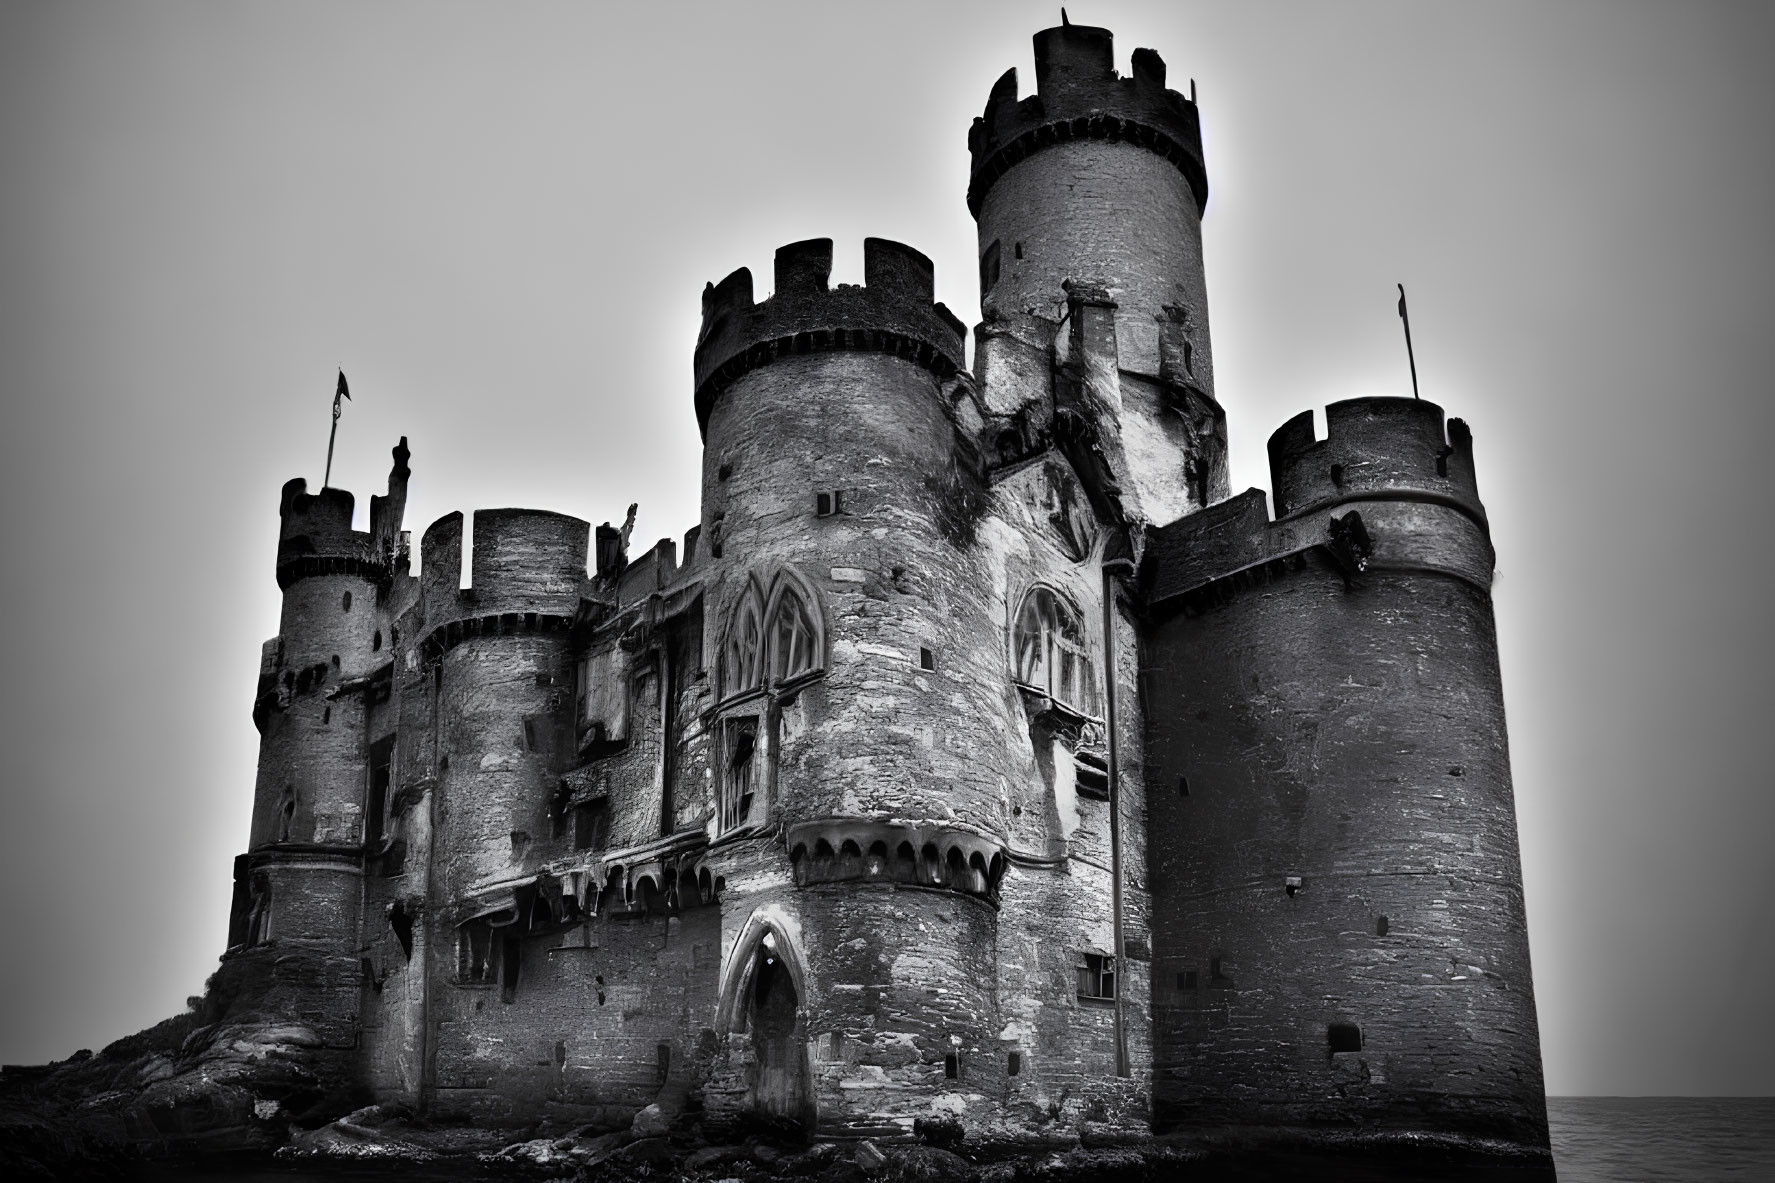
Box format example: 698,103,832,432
1141,398,1551,1166
694,238,1014,1134
229,441,412,1046
970,21,1212,390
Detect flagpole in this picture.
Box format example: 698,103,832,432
1397,284,1421,400
323,369,350,488
323,401,340,489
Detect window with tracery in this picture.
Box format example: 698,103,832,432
713,570,825,835
720,573,823,700
769,582,819,684
1013,586,1099,716
721,588,764,699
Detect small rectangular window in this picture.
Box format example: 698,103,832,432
1007,1050,1021,1076
919,647,935,671
459,924,491,984
1328,1023,1362,1053
943,1052,959,1079
1077,952,1116,1000
815,489,845,517
1014,241,1024,260
1179,970,1199,990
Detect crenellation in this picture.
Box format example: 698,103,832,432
193,19,1552,1177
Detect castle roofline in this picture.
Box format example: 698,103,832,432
968,22,1207,218
692,237,965,438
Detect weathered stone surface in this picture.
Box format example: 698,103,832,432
8,16,1550,1183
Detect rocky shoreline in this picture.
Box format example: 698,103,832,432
1,1018,1556,1182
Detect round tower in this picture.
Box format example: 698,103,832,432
1143,398,1551,1164
419,508,586,894
694,238,1018,1135
969,20,1213,389
414,506,586,1102
234,445,409,1043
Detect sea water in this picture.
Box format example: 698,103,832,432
1547,1096,1775,1182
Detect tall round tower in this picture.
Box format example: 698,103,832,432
230,443,409,1044
1142,398,1552,1168
969,20,1212,390
694,238,1019,1136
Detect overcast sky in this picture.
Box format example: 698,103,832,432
2,1,1769,1096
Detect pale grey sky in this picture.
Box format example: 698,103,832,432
1,1,1769,1095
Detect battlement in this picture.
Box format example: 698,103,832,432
421,508,589,625
967,21,1206,218
1268,397,1483,525
275,440,413,590
692,237,966,436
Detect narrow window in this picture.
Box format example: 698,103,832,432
322,706,331,725
722,589,763,698
331,654,340,670
389,901,413,959
944,1052,959,1080
365,737,392,848
459,925,491,983
372,629,382,652
722,718,759,830
1328,1023,1362,1053
656,1043,671,1085
1210,955,1226,983
1013,586,1099,715
1076,952,1116,1000
816,491,831,516
1178,774,1190,797
342,591,352,611
768,582,819,683
919,647,935,671
1184,340,1194,374
1007,1051,1021,1076
1376,915,1390,936
980,240,1001,294
1013,241,1024,260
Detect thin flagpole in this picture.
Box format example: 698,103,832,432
1397,284,1420,400
323,369,349,488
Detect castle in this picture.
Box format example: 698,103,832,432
223,19,1552,1169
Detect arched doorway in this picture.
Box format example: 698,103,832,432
745,931,808,1123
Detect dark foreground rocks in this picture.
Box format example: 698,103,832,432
2,1022,1556,1182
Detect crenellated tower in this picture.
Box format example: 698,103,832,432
693,237,1032,1135
228,440,410,1046
1142,397,1549,1153
970,20,1225,530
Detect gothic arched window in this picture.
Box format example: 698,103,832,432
1013,585,1099,716
721,584,765,699
767,580,820,684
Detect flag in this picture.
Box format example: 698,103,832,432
334,369,350,419
1398,287,1408,319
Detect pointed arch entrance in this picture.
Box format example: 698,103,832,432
717,909,813,1131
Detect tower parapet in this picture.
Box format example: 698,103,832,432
693,237,966,436
968,22,1207,218
1268,397,1483,524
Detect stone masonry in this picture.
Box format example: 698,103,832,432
214,18,1552,1174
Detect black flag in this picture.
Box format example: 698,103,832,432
336,369,351,408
